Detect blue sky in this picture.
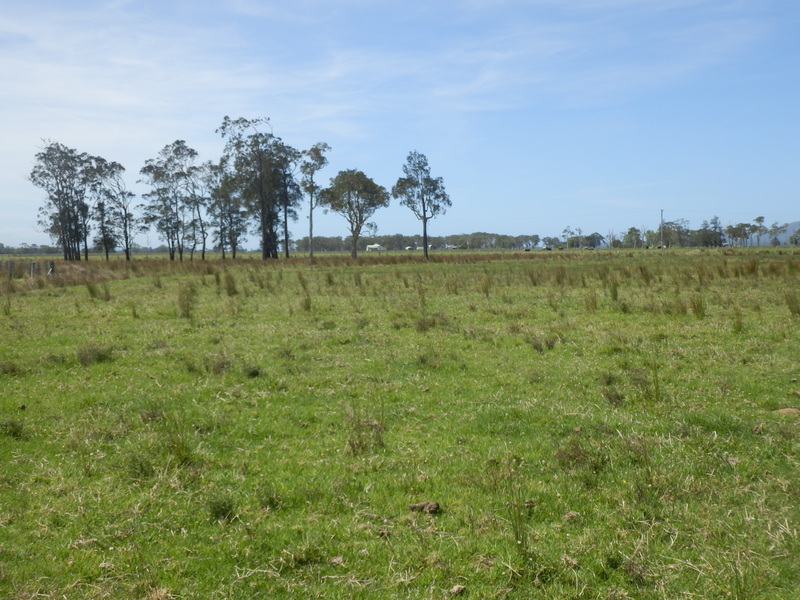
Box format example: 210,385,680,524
2,0,798,248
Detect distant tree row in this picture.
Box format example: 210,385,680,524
607,217,792,249
29,117,450,261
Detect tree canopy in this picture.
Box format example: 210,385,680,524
320,169,389,259
392,151,450,260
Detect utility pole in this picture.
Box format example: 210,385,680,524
660,209,664,249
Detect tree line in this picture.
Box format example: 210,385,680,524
25,120,796,257
29,117,450,262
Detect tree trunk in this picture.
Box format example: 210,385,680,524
309,204,314,258
422,217,429,261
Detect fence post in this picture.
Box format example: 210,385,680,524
7,261,13,280
30,262,37,277
47,261,55,276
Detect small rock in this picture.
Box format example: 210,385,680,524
409,501,440,514
328,555,344,567
449,584,467,595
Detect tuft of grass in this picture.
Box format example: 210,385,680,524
76,344,114,366
0,419,25,439
223,271,238,296
785,290,800,317
344,400,385,455
207,493,237,522
0,361,24,376
690,294,706,319
177,281,198,319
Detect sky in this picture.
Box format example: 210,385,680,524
2,0,799,248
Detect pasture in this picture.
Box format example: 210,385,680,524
1,248,799,599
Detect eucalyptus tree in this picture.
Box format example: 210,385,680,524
204,159,247,259
392,151,450,260
273,140,302,258
768,222,788,246
183,162,211,260
94,159,141,260
752,216,767,246
139,140,199,260
320,169,389,259
30,141,99,260
218,116,285,259
300,142,331,258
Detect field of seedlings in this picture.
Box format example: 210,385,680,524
1,248,799,599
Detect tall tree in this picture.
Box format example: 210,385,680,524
139,140,199,260
768,222,788,246
30,141,98,261
320,169,389,259
95,159,141,261
273,140,302,258
300,142,331,258
753,216,767,247
392,151,450,260
218,117,283,259
204,159,247,259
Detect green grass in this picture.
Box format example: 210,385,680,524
1,248,799,599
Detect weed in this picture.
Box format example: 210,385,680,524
205,352,232,375
207,493,237,522
257,484,285,511
344,400,385,455
123,452,156,481
785,291,800,317
0,361,23,376
300,292,312,312
603,387,625,406
177,281,198,319
76,344,114,366
584,289,598,311
608,278,619,302
414,312,449,332
243,364,262,378
84,279,100,299
690,294,706,319
731,307,745,333
0,419,25,439
479,274,493,298
224,271,238,296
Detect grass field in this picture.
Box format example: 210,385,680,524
2,248,799,599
